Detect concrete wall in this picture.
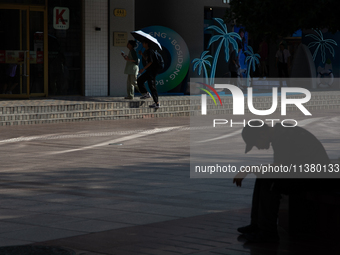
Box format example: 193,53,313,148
84,0,109,96
135,0,229,81
109,0,135,97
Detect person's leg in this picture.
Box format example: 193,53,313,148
283,63,289,78
250,178,260,227
126,75,134,98
278,62,283,78
132,74,141,93
231,71,238,78
137,72,148,95
278,62,284,88
256,179,281,234
261,61,268,77
238,178,262,234
241,179,281,242
240,179,281,233
147,72,159,105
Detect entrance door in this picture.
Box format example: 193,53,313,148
29,9,47,96
0,5,47,98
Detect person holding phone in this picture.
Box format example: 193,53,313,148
122,40,139,99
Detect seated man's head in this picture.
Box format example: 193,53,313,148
242,121,271,153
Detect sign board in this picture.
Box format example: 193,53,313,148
53,7,70,30
113,32,128,47
30,51,44,64
6,51,25,64
114,9,126,17
135,26,191,93
34,32,44,51
0,51,43,64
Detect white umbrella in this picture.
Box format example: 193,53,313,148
131,30,162,50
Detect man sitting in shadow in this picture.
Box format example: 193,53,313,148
233,121,331,243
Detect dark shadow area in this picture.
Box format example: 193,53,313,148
0,160,339,254
0,245,75,255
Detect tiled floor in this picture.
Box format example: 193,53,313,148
0,102,339,254
36,208,339,255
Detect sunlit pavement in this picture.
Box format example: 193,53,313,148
0,110,339,254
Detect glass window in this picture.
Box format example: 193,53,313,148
30,11,45,94
0,9,29,96
48,0,82,95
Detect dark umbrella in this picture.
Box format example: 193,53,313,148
131,30,162,50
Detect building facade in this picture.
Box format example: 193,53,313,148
0,0,229,99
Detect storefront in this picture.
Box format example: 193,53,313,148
1,0,232,99
0,0,82,98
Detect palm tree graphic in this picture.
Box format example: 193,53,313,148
205,18,241,84
244,46,260,86
306,30,337,63
192,51,213,85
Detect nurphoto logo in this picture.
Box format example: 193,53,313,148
199,83,223,115
200,83,312,127
201,84,311,116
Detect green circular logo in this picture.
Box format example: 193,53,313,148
137,26,190,93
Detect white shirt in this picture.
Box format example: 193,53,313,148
276,49,291,63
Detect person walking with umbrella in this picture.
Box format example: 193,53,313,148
131,31,162,109
137,39,160,108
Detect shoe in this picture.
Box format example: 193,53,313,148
243,231,279,243
237,225,259,234
149,103,160,109
140,92,151,99
124,97,133,99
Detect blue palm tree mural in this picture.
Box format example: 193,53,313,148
192,51,213,84
244,46,260,87
205,18,241,84
306,30,337,63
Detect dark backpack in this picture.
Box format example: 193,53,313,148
152,50,164,73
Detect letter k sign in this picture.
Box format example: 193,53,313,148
56,9,66,25
53,7,70,30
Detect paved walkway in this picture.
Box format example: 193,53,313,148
1,90,340,126
0,116,255,254
0,95,190,107
0,96,339,254
36,208,338,255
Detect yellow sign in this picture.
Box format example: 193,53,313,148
114,9,126,17
113,32,128,47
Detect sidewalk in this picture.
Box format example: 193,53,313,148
35,208,339,255
1,90,340,126
2,207,337,255
0,95,193,126
0,94,339,254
